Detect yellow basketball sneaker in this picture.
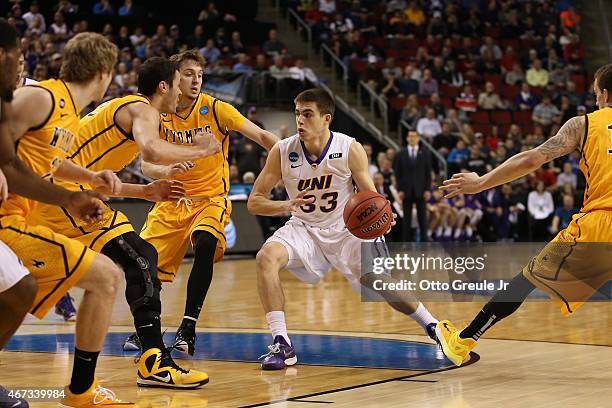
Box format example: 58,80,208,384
136,348,209,389
59,378,134,407
435,320,477,366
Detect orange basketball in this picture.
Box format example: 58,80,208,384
343,191,393,240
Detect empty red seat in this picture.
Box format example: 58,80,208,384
469,111,491,124
350,59,368,74
491,110,512,125
440,97,452,109
570,74,586,93
440,84,460,98
389,97,407,110
502,84,520,101
473,124,492,134
513,110,532,126
484,74,503,91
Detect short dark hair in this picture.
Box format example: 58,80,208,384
294,88,335,117
137,57,177,97
594,64,612,99
0,18,18,50
169,49,206,70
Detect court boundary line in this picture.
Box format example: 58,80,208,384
237,353,480,408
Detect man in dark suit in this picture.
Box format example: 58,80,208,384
393,131,432,241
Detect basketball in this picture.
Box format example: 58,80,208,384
343,191,393,240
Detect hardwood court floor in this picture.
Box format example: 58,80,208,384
2,258,610,407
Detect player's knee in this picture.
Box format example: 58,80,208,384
256,246,283,274
95,255,122,298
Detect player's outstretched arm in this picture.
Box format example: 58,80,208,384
100,179,185,202
248,144,313,216
129,104,220,164
54,159,122,195
140,160,195,180
237,119,279,151
0,94,104,218
440,115,585,199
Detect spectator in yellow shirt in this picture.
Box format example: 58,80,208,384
526,59,549,88
404,1,426,26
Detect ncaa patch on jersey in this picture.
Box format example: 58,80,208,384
289,151,299,162
329,152,342,159
199,106,209,115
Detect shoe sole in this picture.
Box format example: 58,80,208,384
137,377,209,389
261,356,298,371
173,342,194,356
435,326,464,367
123,344,141,351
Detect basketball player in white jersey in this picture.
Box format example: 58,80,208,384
248,89,439,370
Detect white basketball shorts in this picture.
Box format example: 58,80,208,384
0,239,30,293
265,217,388,292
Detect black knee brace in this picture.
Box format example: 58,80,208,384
102,232,162,314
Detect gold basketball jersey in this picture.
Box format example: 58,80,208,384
1,79,79,217
579,107,612,213
71,94,150,184
159,92,246,198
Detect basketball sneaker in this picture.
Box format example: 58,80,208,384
122,333,141,351
435,320,477,366
55,293,77,321
58,378,133,407
259,336,297,370
0,385,28,407
426,322,442,348
136,348,209,389
172,324,196,356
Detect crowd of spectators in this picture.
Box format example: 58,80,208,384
287,0,586,242
5,0,314,185
5,0,589,242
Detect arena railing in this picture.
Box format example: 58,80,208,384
287,8,313,60
599,0,612,61
357,80,389,138
320,43,349,99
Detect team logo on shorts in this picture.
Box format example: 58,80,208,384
31,259,45,268
289,152,299,162
59,99,65,108
199,106,209,115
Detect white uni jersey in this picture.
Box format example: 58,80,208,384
278,131,355,228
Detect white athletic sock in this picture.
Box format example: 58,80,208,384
266,311,291,346
454,228,462,239
409,303,438,331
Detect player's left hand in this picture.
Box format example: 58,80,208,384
143,180,186,202
385,200,397,235
90,169,122,195
439,172,482,199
